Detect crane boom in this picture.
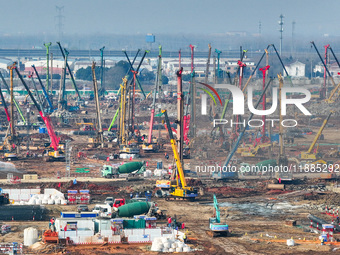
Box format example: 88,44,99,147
32,65,54,112
148,45,162,144
162,109,187,188
123,50,148,99
14,66,59,151
91,62,103,146
0,84,10,123
213,194,221,223
310,41,336,88
0,71,26,124
56,42,83,102
204,44,212,84
223,78,273,168
307,112,332,154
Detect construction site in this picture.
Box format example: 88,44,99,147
1,34,340,255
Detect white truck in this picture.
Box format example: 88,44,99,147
92,204,112,218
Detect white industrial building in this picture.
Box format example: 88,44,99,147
284,61,305,77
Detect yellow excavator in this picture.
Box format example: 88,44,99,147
241,143,272,157
300,111,332,160
162,110,197,201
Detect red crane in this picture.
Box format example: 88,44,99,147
14,66,60,151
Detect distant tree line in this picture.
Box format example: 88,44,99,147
75,60,169,90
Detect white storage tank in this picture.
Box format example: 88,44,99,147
24,227,38,246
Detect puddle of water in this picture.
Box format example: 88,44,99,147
0,161,21,173
216,201,304,217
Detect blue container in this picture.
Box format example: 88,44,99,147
157,161,163,169
39,127,47,134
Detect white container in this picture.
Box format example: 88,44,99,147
177,242,184,248
163,242,170,249
47,199,54,205
24,227,38,246
176,247,183,252
287,239,295,246
41,199,48,205
171,242,177,249
169,248,174,252
61,200,67,205
36,199,41,205
55,199,61,205
183,246,191,252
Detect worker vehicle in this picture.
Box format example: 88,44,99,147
300,112,332,160
77,205,89,213
211,171,238,182
161,110,198,201
101,161,145,178
119,144,140,155
142,137,160,152
183,147,190,159
327,147,340,158
111,201,164,219
207,194,229,237
104,197,114,206
92,204,112,218
0,193,9,205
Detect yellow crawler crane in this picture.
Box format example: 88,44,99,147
161,110,197,201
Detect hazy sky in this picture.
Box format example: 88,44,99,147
1,0,338,37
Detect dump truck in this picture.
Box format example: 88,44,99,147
101,161,145,178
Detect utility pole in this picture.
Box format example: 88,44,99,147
55,6,64,41
44,42,52,93
278,14,284,56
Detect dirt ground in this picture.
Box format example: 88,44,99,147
1,96,340,254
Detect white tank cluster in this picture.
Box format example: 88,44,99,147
143,170,152,178
153,169,168,177
24,227,38,246
26,194,67,205
150,237,191,253
119,154,140,159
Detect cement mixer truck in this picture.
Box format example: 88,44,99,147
101,161,146,179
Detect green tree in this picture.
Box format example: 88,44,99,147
182,74,191,82
105,61,131,90
76,66,101,81
162,75,169,85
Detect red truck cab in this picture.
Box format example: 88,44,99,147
113,198,126,208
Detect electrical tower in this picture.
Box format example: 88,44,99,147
278,14,284,55
259,20,262,36
55,6,64,41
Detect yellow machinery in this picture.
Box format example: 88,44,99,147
118,77,140,155
241,143,272,157
162,110,197,200
300,111,333,160
236,144,254,154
